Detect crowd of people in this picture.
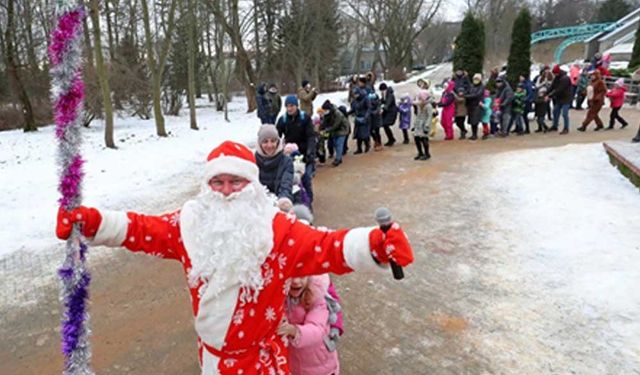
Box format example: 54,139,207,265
255,55,639,215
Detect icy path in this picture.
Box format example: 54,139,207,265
470,144,640,374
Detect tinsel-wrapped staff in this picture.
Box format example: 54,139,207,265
49,1,94,374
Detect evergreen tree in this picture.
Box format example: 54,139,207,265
507,8,532,85
596,0,631,23
453,13,485,75
166,18,189,115
472,17,486,75
630,21,640,69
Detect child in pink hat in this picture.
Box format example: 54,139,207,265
605,78,629,130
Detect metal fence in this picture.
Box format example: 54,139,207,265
604,76,640,106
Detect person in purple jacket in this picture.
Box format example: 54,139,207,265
398,94,413,144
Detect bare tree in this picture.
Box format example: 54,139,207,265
89,0,116,148
4,0,36,132
141,0,178,136
208,0,258,112
187,0,198,130
345,0,442,80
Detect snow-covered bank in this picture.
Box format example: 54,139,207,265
474,143,640,374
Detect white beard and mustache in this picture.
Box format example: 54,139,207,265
180,182,279,304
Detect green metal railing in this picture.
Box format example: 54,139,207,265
530,22,621,63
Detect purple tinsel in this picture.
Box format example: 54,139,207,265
59,270,91,356
58,155,85,208
49,10,83,66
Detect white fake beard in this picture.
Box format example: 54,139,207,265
186,182,278,303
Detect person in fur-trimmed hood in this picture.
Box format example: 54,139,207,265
55,140,414,375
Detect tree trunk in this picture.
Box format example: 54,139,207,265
105,0,116,58
210,0,258,112
141,0,177,137
5,0,37,132
187,0,198,130
23,0,40,74
253,0,261,74
90,0,116,148
82,10,94,67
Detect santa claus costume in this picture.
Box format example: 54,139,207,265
56,141,414,375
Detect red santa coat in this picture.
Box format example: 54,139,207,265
91,207,383,375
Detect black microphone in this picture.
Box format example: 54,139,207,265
374,207,404,280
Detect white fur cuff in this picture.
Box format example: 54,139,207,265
92,210,128,247
343,227,388,273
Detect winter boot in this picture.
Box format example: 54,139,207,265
633,127,640,143
577,126,586,132
469,125,478,140
402,129,410,144
354,140,364,155
594,125,604,131
421,138,431,160
413,137,424,160
364,140,371,153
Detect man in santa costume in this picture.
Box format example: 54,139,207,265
56,140,414,375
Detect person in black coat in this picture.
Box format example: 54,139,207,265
256,83,272,124
453,69,471,95
547,64,573,134
255,125,294,211
465,73,485,140
348,88,371,154
276,95,317,204
379,83,399,146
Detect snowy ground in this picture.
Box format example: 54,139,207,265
471,144,640,374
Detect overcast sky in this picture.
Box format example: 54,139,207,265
441,0,468,22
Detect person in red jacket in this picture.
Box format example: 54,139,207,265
605,78,629,130
55,140,414,375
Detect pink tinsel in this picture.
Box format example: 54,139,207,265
58,155,84,208
48,10,83,66
55,76,84,138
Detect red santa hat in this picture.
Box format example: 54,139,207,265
204,141,259,183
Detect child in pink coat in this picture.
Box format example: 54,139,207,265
438,80,456,140
278,274,340,375
605,78,629,130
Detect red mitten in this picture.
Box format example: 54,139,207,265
368,223,414,267
56,206,102,240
